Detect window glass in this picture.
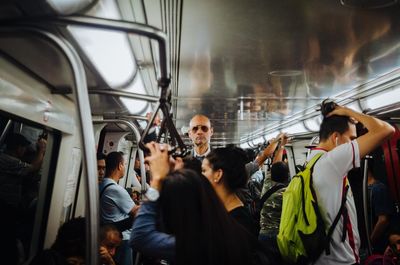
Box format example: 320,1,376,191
0,117,56,263
68,0,136,87
362,86,400,110
120,75,150,114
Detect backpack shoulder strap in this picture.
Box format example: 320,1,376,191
100,183,115,198
300,152,324,226
325,177,350,255
306,152,324,170
260,183,286,206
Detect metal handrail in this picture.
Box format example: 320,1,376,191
1,15,170,86
88,89,159,103
0,27,99,265
93,119,147,193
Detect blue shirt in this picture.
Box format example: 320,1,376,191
99,178,135,239
130,201,176,261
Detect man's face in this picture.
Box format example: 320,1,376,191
118,158,126,179
101,231,122,257
97,159,106,182
337,122,357,145
389,234,400,253
189,115,213,147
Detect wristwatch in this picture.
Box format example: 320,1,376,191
145,187,160,201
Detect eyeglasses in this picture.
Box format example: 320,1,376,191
191,125,209,133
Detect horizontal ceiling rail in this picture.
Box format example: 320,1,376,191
240,68,400,144
88,89,159,102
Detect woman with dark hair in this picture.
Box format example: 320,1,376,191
130,142,263,265
202,146,258,235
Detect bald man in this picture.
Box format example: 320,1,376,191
188,114,214,161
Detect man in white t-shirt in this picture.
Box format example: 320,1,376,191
310,102,394,265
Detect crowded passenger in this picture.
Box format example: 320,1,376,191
243,133,288,229
259,160,289,242
131,142,273,265
384,224,400,264
188,113,278,177
99,151,139,265
306,100,394,265
100,225,122,265
202,146,258,236
97,153,106,184
29,217,86,265
188,114,213,161
0,132,46,212
368,159,395,254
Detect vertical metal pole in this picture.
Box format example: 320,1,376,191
0,119,12,146
32,30,99,265
93,119,147,193
363,156,373,256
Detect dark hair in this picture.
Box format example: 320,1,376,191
5,133,31,151
387,223,400,239
159,169,252,265
51,217,86,259
244,149,257,163
105,152,124,176
271,162,289,183
319,115,352,141
182,157,202,175
100,224,122,242
206,146,248,192
97,153,106,161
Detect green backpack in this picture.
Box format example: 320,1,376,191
277,153,349,264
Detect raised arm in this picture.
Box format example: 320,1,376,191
272,133,289,164
27,138,47,173
328,106,394,158
255,134,281,167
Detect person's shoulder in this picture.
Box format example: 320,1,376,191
0,153,20,164
230,205,251,217
372,181,389,192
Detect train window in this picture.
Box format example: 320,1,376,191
120,75,151,114
67,0,136,87
0,115,60,264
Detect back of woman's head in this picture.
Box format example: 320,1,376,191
160,169,231,237
159,169,252,265
206,146,248,192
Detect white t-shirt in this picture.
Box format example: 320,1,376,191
308,140,361,265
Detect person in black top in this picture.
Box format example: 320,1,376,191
202,146,258,236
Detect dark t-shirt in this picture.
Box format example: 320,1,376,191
229,206,258,236
0,153,30,208
368,181,394,253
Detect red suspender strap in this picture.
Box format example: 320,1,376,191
351,142,355,169
342,177,360,264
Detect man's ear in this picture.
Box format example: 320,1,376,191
330,132,339,145
118,162,124,170
210,127,214,136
